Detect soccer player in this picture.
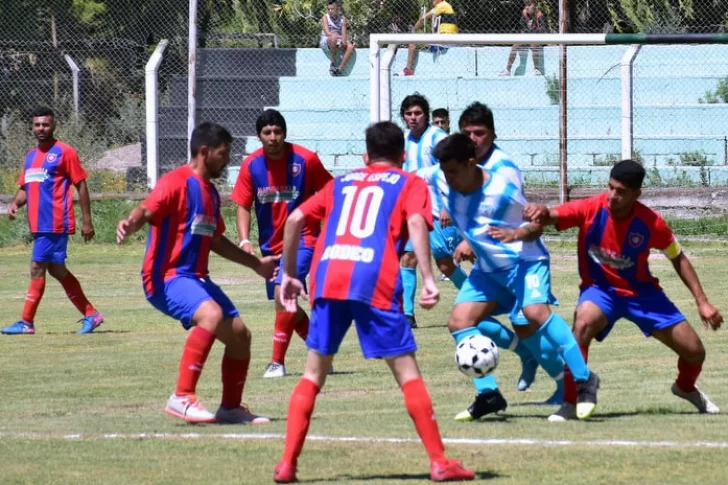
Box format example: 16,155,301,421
231,109,333,378
399,94,457,329
2,107,103,335
272,121,475,483
116,122,279,424
432,108,450,133
524,159,723,421
431,134,599,421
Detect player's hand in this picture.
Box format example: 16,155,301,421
488,225,518,243
524,204,549,224
116,219,131,244
257,255,281,280
453,240,475,263
240,241,255,255
279,273,308,313
7,202,18,220
439,208,452,227
82,220,95,242
698,301,723,331
418,277,440,310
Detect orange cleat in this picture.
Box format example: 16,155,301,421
430,459,475,482
273,461,297,483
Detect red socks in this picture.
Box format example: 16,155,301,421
272,311,300,365
281,378,320,465
563,344,589,405
21,278,46,323
676,357,703,393
402,378,446,463
176,326,216,396
221,355,250,409
60,273,96,317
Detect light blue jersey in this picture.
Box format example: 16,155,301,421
479,144,524,191
403,125,448,172
432,168,549,273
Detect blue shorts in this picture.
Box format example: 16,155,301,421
307,298,418,359
454,260,558,325
404,220,462,260
578,286,686,341
32,233,68,264
265,245,314,301
146,276,239,330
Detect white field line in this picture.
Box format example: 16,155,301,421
1,431,727,449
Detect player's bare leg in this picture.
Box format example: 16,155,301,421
327,36,340,74
386,353,475,481
48,262,103,334
550,301,608,422
401,251,419,328
336,42,354,74
214,315,270,424
653,321,718,414
275,350,333,483
165,300,221,423
403,44,417,75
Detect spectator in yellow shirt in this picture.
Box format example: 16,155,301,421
402,0,458,76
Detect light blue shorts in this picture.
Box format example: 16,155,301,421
404,219,462,260
454,260,558,325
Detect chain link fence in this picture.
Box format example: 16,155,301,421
2,1,728,201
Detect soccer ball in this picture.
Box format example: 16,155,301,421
455,334,499,378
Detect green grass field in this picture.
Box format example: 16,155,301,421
1,242,727,485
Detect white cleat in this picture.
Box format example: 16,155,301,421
215,405,271,424
671,383,720,414
263,362,286,378
548,402,576,422
165,394,216,423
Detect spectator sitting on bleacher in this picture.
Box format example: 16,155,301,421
320,0,355,76
500,0,546,77
402,0,458,77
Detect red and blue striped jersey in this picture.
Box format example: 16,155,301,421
300,165,433,311
17,140,88,234
140,165,225,297
231,143,332,255
555,193,679,297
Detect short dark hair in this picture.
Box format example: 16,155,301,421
432,134,476,164
610,159,645,190
31,107,54,120
328,0,339,5
432,108,449,119
458,102,495,132
366,121,404,161
256,109,287,136
190,122,233,157
400,93,430,121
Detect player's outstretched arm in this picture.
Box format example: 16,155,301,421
524,204,559,225
488,222,543,243
670,252,723,330
7,188,27,220
210,236,279,280
116,205,153,244
407,213,439,309
75,180,95,242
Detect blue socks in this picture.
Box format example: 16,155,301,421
451,327,498,394
538,312,590,382
448,266,467,289
401,267,417,317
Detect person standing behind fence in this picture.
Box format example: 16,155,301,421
500,0,546,77
2,107,104,336
320,0,355,76
402,0,458,77
432,108,450,133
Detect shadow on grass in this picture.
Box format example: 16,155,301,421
310,470,499,482
41,329,131,335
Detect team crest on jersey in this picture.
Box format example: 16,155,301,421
191,215,217,237
45,153,58,164
628,232,644,248
290,162,301,176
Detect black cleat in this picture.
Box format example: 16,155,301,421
455,389,507,421
575,371,600,419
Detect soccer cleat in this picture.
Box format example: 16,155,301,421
406,314,418,329
274,461,298,483
430,459,475,482
437,273,450,281
516,356,539,391
264,362,286,378
77,312,104,334
548,402,576,422
165,394,217,423
671,382,720,414
1,320,35,335
575,371,600,419
215,405,271,424
402,67,415,76
330,67,342,77
455,389,507,421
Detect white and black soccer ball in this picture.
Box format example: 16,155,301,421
455,334,499,378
